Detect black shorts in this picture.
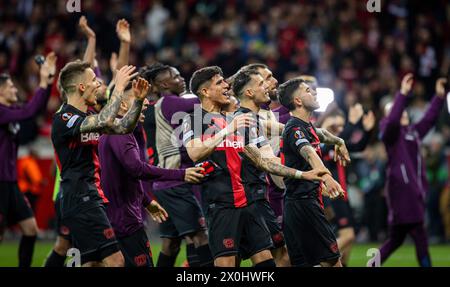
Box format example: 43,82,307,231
63,205,120,265
284,196,340,266
118,228,154,267
0,181,34,234
207,203,273,260
154,184,206,238
54,196,71,241
330,198,355,230
255,200,285,249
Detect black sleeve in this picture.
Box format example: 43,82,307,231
182,113,202,145
286,127,311,154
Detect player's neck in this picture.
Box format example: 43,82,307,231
202,99,221,113
67,94,88,113
240,100,260,113
291,108,312,123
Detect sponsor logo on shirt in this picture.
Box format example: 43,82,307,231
62,113,73,121
80,132,100,143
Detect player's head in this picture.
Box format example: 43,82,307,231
240,63,278,101
95,78,108,104
232,70,269,106
278,78,319,112
384,101,409,126
297,75,318,96
140,63,185,95
190,66,229,106
58,60,100,106
119,80,149,123
320,109,345,135
0,73,19,106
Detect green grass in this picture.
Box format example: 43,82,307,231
0,241,449,267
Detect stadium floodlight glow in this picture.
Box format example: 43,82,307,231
316,87,335,112
447,91,450,115
181,92,197,99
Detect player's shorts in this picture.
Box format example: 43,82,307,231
284,195,341,266
0,181,34,234
63,205,120,265
206,202,273,260
54,196,71,241
117,228,153,267
255,199,285,249
330,198,355,230
154,184,206,238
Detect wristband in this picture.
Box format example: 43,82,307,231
294,170,303,179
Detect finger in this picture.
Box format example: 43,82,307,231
161,208,169,218
128,71,139,80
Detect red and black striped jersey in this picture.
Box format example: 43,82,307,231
51,104,107,218
182,108,268,209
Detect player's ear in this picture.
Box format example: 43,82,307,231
78,83,86,93
200,87,208,99
293,94,302,108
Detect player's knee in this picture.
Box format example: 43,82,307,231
19,218,38,236
340,227,355,244
214,255,236,267
105,252,124,267
54,236,71,255
162,238,181,256
188,230,208,246
320,257,342,267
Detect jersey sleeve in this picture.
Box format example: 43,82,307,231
53,112,85,142
286,126,311,153
182,113,201,145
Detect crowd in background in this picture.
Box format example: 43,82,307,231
1,0,449,243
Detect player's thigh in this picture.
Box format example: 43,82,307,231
214,255,236,267
102,251,124,267
250,249,273,265
206,206,241,260
239,203,273,260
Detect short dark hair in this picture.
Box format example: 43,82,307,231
277,78,305,111
0,73,10,87
189,66,223,98
240,63,268,73
232,70,260,99
139,62,170,84
58,60,91,96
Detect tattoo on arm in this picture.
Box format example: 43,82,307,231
80,88,123,133
243,145,298,178
299,145,327,170
107,99,144,134
316,128,343,145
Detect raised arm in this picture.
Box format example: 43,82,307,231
107,77,149,134
79,16,96,67
80,65,138,133
116,19,131,70
380,73,413,143
0,52,56,124
412,78,447,139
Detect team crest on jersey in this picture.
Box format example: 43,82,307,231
62,113,73,121
294,129,304,139
223,238,235,249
